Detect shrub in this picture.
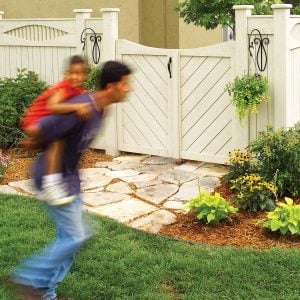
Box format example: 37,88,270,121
225,74,270,124
230,174,277,212
258,197,300,235
187,191,238,225
0,69,47,148
84,65,101,91
224,149,258,186
249,123,300,198
0,149,11,181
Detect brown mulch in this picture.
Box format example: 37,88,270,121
2,148,300,250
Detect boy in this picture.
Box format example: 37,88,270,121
11,60,132,300
20,55,91,205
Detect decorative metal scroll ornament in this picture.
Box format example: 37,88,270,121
80,28,101,64
248,29,270,73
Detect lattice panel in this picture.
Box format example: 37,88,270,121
120,54,169,150
180,56,233,158
4,25,67,41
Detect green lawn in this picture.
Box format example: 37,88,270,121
1,194,300,300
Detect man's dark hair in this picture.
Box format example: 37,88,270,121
97,60,132,89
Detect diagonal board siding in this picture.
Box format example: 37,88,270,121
180,55,233,164
118,53,170,156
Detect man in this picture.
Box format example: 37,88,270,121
10,60,132,300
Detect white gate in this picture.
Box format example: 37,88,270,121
117,40,235,163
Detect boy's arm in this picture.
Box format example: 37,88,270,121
47,89,91,120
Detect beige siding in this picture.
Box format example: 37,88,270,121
0,0,222,48
0,0,141,43
179,19,222,49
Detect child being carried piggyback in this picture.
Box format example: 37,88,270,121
20,55,91,205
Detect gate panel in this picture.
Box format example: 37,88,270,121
179,42,235,164
116,40,176,156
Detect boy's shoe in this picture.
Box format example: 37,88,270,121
40,183,76,206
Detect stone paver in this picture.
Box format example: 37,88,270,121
106,169,140,179
135,184,178,205
3,153,227,237
121,173,158,184
163,200,188,211
137,164,175,174
143,156,177,165
8,179,36,195
106,181,132,194
158,169,198,185
91,198,158,223
0,185,24,195
79,168,109,180
113,155,149,163
129,210,177,233
110,161,143,171
194,164,228,178
83,192,131,207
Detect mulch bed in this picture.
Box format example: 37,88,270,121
2,148,300,250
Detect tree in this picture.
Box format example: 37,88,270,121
176,0,300,32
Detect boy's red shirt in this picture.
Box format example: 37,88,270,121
20,79,85,131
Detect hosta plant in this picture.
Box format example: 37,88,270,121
230,174,277,212
258,198,300,235
187,191,238,225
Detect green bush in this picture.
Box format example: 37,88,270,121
0,69,47,148
84,65,101,91
249,123,300,198
258,197,300,235
187,191,238,225
230,174,277,212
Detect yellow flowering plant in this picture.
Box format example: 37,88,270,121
224,149,258,187
230,173,277,212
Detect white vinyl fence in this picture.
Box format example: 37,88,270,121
1,5,299,164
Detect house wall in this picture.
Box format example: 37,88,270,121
0,0,222,49
0,0,141,43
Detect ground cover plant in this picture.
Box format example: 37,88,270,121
2,194,300,299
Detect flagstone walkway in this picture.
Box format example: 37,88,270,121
0,154,228,233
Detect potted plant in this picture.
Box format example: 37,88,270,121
225,74,270,124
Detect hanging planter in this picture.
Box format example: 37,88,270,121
225,74,270,125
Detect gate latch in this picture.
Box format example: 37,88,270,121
167,57,172,78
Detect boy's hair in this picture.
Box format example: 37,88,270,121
69,55,87,66
97,60,132,90
63,55,87,71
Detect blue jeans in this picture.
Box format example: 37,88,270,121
11,195,93,300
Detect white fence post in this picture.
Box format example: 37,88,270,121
0,11,4,19
100,8,120,156
73,9,93,55
271,4,293,129
232,5,254,149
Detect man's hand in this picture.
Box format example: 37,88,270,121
75,103,92,121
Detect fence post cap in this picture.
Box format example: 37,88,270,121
233,5,254,10
73,9,93,13
100,8,120,13
271,4,293,9
0,11,4,15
